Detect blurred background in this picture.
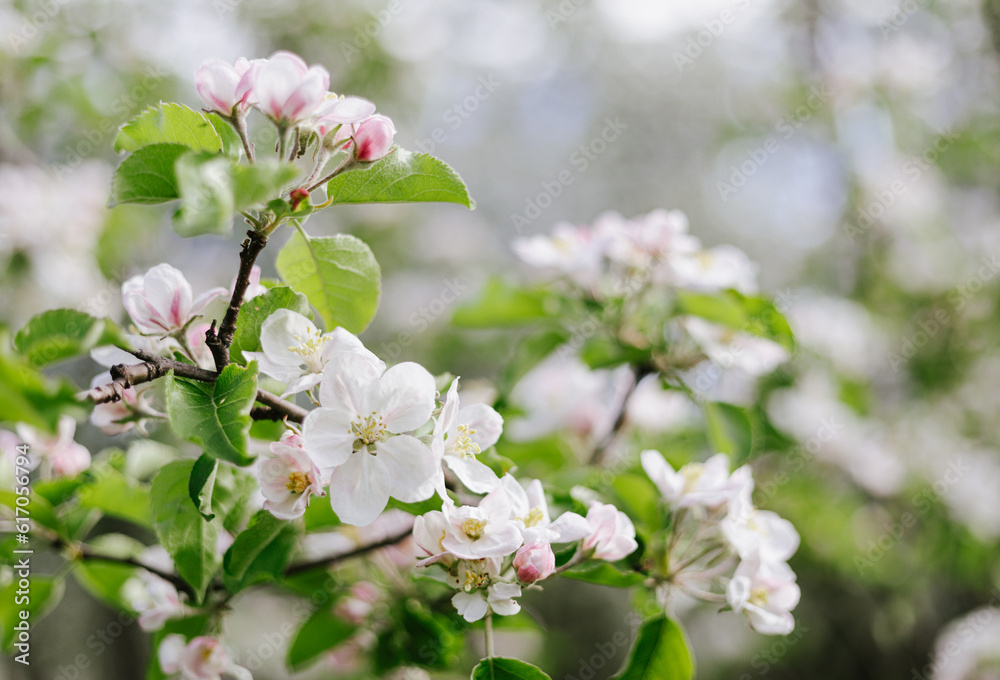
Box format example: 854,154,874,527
2,0,1000,678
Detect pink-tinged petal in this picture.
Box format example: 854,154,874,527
302,407,355,474
444,456,500,494
328,451,392,526
459,403,503,450
281,66,330,121
319,352,381,416
158,635,185,674
190,286,228,315
378,362,436,432
195,59,242,115
379,435,437,503
546,511,592,543
144,264,194,326
316,96,376,125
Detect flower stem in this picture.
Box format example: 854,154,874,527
484,609,495,658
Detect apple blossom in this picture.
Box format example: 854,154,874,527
641,450,744,510
122,570,186,632
437,487,524,560
185,322,217,371
334,581,380,625
726,554,800,635
447,558,522,622
352,114,396,162
499,475,590,545
234,264,268,301
681,317,789,377
121,263,227,336
413,508,455,566
582,502,638,561
431,378,503,493
244,309,382,397
512,221,606,289
259,431,326,520
251,51,329,124
721,483,800,564
314,95,377,137
302,352,438,526
194,58,258,116
16,416,91,478
672,244,759,294
88,372,161,435
158,635,252,680
513,543,556,584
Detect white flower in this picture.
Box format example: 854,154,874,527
726,554,800,636
598,209,700,276
452,581,522,622
672,244,759,294
721,479,799,564
122,571,186,632
303,353,438,526
512,221,607,289
682,317,789,378
625,374,698,433
431,378,503,493
582,502,638,561
158,635,252,680
641,450,743,510
499,475,590,545
314,95,377,137
16,416,91,478
437,487,524,560
195,58,258,116
259,431,326,520
244,309,383,397
88,372,161,436
122,264,227,336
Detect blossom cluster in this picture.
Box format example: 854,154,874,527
641,450,801,635
413,476,637,621
195,51,396,163
513,209,789,379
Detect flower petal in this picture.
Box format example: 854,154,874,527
329,451,392,526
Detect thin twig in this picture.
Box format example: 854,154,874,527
70,542,197,601
588,363,653,466
283,526,413,577
206,229,268,371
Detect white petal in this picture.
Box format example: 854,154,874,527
378,362,436,433
259,309,319,364
459,403,503,450
328,451,392,526
452,591,488,622
379,435,438,503
319,353,381,415
302,408,355,475
281,372,323,397
445,456,500,494
547,511,592,543
243,351,305,384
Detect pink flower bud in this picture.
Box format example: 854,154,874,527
195,58,257,116
353,114,396,162
513,543,555,584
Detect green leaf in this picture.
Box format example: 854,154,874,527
173,151,235,237
452,278,558,328
164,363,259,467
375,599,463,672
302,497,341,531
110,143,190,206
287,608,357,671
74,560,141,611
614,615,694,680
0,577,64,653
0,332,86,432
386,493,444,516
580,336,650,370
230,286,311,363
471,657,553,680
562,562,645,588
150,460,219,600
0,490,61,534
324,148,475,208
233,161,300,209
223,510,299,592
77,466,153,528
206,113,242,159
276,231,381,333
675,291,794,351
114,103,226,154
188,454,219,521
14,309,126,368
703,401,754,461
